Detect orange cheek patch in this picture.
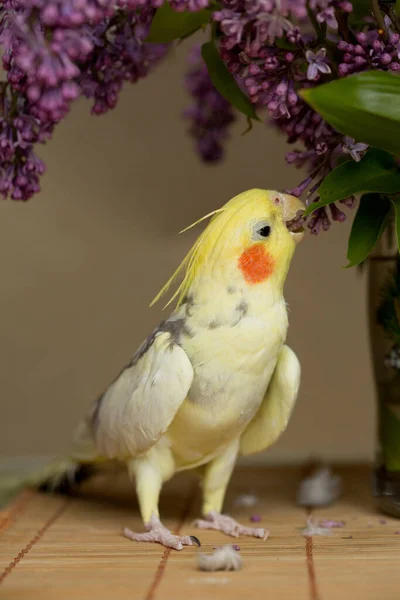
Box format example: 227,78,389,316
238,244,275,284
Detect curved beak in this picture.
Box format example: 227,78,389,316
281,193,305,244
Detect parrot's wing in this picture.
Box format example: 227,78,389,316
89,324,194,459
239,345,300,456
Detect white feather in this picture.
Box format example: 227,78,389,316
297,467,341,507
234,493,259,507
302,516,332,537
197,546,242,571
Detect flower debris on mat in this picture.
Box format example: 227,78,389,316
379,519,387,525
197,545,242,572
213,545,240,552
234,494,259,508
395,531,400,535
301,516,332,537
297,467,341,507
250,514,262,522
319,519,345,528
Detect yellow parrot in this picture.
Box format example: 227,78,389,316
33,188,305,550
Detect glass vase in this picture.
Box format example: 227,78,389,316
369,224,400,517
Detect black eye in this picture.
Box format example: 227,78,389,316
257,225,271,238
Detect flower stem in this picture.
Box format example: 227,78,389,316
0,82,8,117
307,3,323,41
10,89,18,118
371,0,389,41
334,9,355,43
381,4,400,33
306,3,339,75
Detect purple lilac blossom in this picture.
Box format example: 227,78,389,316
0,0,107,199
305,48,331,80
202,0,374,233
0,0,395,221
342,137,369,162
309,0,352,28
215,22,355,233
170,0,209,11
79,8,169,115
338,32,400,76
250,514,262,522
0,0,168,200
183,46,236,163
1,1,102,123
213,0,307,55
0,92,47,200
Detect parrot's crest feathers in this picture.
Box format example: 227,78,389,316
150,207,226,310
178,208,224,235
149,208,225,310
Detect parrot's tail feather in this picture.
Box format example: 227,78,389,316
0,458,96,505
37,461,96,495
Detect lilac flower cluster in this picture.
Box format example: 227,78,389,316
0,91,47,200
0,0,168,200
170,0,209,12
183,0,400,233
1,0,398,221
338,32,400,76
309,0,352,29
276,99,360,234
184,47,236,162
196,0,362,232
1,1,110,123
233,45,301,119
213,0,307,55
79,8,169,115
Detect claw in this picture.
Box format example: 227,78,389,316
189,535,201,547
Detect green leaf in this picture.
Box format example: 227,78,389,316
391,195,400,253
349,0,371,23
275,37,297,50
300,71,400,157
146,3,212,43
201,41,259,120
346,193,391,267
380,403,400,471
304,149,400,216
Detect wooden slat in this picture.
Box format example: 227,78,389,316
309,466,400,600
0,471,194,600
1,465,399,600
157,468,309,600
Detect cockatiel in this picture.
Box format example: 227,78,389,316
32,188,305,550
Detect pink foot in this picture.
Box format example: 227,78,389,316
193,511,269,540
123,514,201,551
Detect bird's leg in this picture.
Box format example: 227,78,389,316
123,457,199,551
193,440,268,540
123,514,199,550
195,511,268,540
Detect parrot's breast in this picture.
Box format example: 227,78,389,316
166,297,288,470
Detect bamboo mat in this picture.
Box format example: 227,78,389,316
1,465,400,600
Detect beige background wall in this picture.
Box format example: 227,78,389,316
0,42,375,463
